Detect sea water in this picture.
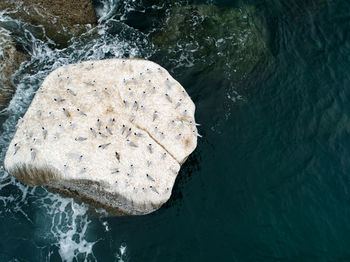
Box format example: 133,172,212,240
1,0,350,261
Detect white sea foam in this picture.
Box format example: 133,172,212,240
0,173,96,261
102,221,110,232
116,243,127,262
0,169,33,223
40,194,96,262
96,0,120,23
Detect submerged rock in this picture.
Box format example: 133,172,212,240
4,59,198,215
0,27,28,110
0,0,97,47
152,5,272,86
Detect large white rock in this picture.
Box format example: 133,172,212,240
4,59,198,215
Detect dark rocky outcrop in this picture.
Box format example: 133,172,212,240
152,5,273,87
0,27,28,110
0,0,97,47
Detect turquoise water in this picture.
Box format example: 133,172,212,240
1,0,350,261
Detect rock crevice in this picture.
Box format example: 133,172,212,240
134,122,178,164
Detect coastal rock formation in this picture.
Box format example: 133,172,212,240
0,0,97,47
152,5,272,86
0,27,28,110
4,59,198,215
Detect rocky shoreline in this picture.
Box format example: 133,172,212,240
0,0,278,215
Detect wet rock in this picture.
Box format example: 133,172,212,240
0,0,97,47
4,59,198,215
152,5,272,86
0,27,28,110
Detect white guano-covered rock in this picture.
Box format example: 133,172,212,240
4,59,198,215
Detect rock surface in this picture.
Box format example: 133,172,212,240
0,27,28,110
0,0,97,47
4,59,198,215
152,5,271,86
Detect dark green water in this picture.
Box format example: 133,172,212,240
1,0,350,261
